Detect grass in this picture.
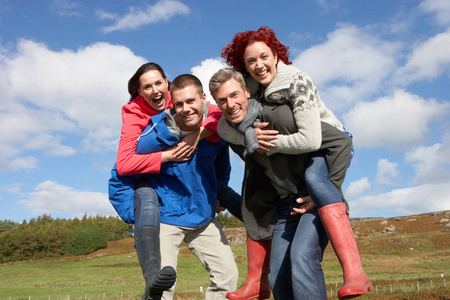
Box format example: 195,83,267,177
1,211,449,299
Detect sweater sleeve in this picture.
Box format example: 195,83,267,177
203,104,221,142
116,103,162,176
265,72,322,156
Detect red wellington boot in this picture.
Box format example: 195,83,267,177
226,235,271,300
318,203,373,299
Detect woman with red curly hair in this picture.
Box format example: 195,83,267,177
219,27,372,299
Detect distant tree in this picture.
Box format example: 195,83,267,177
65,224,107,256
0,214,132,262
216,212,244,228
0,220,17,233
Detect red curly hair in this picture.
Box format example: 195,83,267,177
221,26,291,75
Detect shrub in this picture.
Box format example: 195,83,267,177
65,224,107,256
0,220,17,233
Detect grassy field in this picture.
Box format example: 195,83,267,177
0,211,449,300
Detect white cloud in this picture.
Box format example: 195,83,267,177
419,0,450,26
376,158,401,185
95,10,117,21
50,0,82,17
394,28,450,85
343,89,450,150
0,101,76,170
405,138,450,184
25,134,76,157
6,40,142,130
0,156,39,172
315,0,339,13
101,0,190,33
18,180,117,218
348,181,450,216
345,177,371,198
191,58,227,104
292,24,399,113
81,126,119,154
0,183,24,195
0,39,146,170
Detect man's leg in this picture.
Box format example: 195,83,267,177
159,223,186,300
185,218,238,300
290,211,328,300
268,200,299,300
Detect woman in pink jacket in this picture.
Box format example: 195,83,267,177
115,62,222,300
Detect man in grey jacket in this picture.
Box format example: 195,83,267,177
209,68,353,300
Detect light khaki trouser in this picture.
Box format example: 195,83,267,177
160,218,238,300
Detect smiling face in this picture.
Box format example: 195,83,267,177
215,78,250,125
172,85,206,131
137,70,169,111
243,41,278,87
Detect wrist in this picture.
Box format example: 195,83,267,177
199,127,213,140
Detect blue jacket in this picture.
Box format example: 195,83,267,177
108,110,231,227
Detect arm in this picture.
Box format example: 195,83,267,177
265,72,322,156
116,104,163,176
202,103,222,142
172,103,222,158
213,140,232,185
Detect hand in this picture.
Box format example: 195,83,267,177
255,122,278,152
290,195,316,215
216,199,226,213
161,145,192,163
173,129,200,159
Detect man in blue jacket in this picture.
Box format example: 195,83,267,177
135,74,238,300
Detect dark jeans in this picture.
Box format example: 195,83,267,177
269,198,329,300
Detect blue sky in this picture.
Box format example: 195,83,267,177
1,0,449,222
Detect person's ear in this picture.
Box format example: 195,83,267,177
202,93,207,106
245,87,251,98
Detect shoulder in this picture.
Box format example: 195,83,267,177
264,62,310,100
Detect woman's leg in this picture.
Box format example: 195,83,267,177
305,155,372,298
134,179,176,300
268,201,300,300
304,154,342,209
134,179,160,231
290,211,328,300
318,203,373,299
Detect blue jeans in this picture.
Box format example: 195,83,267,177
134,179,160,231
134,179,242,231
269,198,328,300
305,154,343,209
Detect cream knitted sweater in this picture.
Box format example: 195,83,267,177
217,61,344,156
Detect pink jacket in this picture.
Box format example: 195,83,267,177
116,94,221,176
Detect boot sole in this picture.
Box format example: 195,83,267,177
338,282,373,299
149,266,177,295
226,291,271,300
